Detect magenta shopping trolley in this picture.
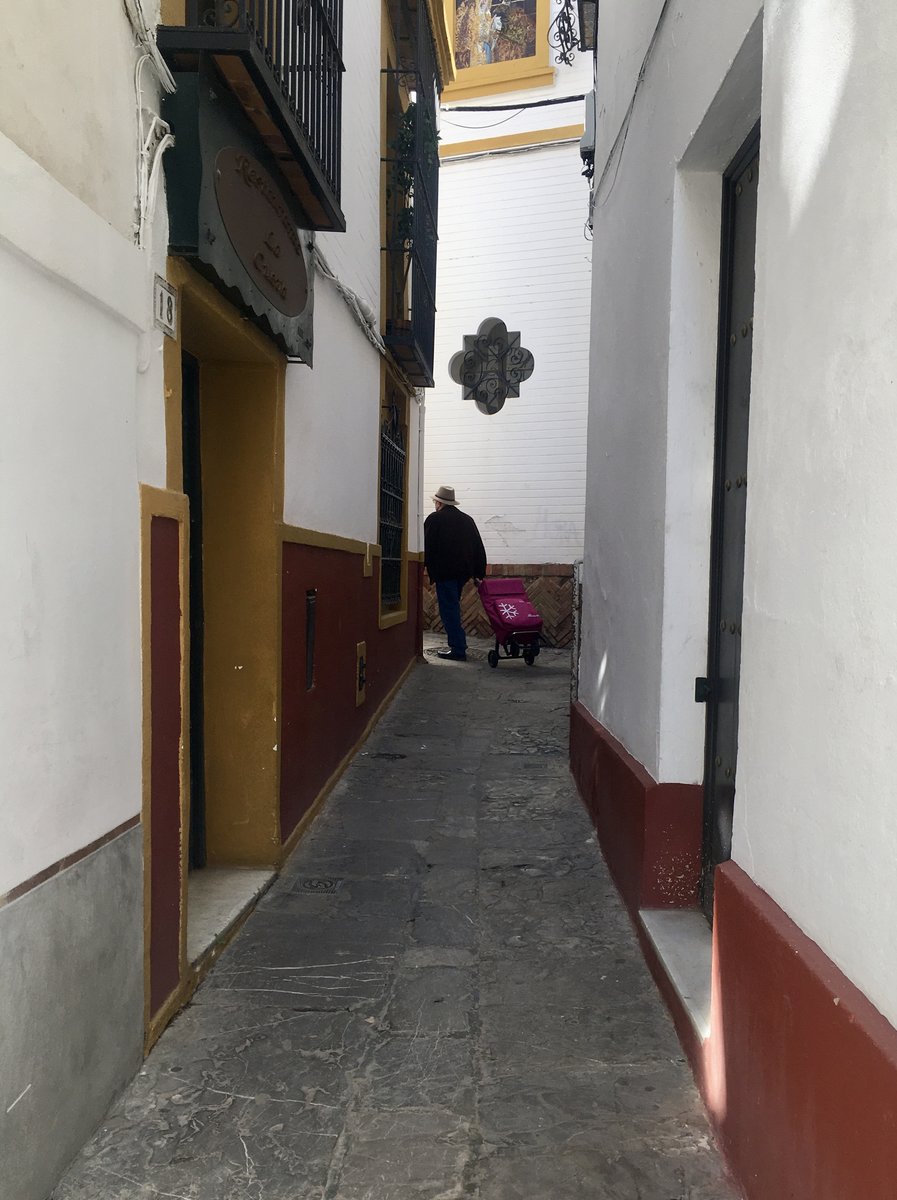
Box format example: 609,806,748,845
477,578,543,668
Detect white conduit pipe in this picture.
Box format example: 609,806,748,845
122,0,176,93
312,244,386,357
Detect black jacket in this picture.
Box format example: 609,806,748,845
424,505,487,584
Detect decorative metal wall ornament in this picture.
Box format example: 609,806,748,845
548,0,580,66
449,318,535,415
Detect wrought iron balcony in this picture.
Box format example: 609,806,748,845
382,0,439,388
158,0,345,231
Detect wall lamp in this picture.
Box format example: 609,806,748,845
577,0,598,52
550,0,598,64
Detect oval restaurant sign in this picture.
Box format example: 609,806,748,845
214,148,308,317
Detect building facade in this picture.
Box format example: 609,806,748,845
573,2,897,1196
0,3,452,1197
423,2,593,647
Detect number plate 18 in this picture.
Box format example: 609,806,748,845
153,276,178,338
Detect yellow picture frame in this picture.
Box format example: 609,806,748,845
442,0,554,101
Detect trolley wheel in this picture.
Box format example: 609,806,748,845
509,642,520,658
488,649,499,668
523,649,535,666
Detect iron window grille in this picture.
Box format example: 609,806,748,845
382,0,439,387
379,404,407,608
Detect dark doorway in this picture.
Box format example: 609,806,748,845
181,351,207,870
701,126,760,918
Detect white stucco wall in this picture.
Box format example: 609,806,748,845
314,0,381,314
424,138,592,565
0,0,141,239
592,0,666,175
135,196,174,493
579,0,761,779
732,0,897,1030
283,283,383,544
284,0,426,552
407,394,425,555
583,0,897,1029
0,133,145,896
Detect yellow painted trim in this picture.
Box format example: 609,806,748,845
168,258,284,367
140,484,190,1052
408,550,424,562
147,875,274,1051
379,609,409,630
441,123,585,159
272,367,286,847
442,0,553,101
159,0,185,22
200,361,282,866
281,522,382,560
162,255,286,875
146,982,190,1053
426,0,457,90
278,656,417,865
441,67,556,101
163,338,183,493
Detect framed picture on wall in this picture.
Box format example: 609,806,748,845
444,0,553,100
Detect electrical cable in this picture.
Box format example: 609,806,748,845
135,54,174,247
441,109,525,130
592,0,673,208
312,245,386,357
122,0,175,93
442,93,586,113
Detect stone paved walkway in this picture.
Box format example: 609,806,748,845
54,638,739,1200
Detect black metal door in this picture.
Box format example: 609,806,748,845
182,351,207,870
701,128,760,917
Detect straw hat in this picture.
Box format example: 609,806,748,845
433,485,459,506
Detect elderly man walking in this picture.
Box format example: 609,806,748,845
424,486,487,662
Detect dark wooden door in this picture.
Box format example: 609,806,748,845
181,351,207,870
701,128,760,918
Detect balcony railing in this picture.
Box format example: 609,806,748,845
383,0,439,388
159,0,345,230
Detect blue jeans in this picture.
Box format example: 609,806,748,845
435,579,467,654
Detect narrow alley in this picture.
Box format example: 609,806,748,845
53,641,737,1200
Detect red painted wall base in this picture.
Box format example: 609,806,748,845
707,861,897,1200
570,699,897,1199
570,699,702,911
280,546,421,840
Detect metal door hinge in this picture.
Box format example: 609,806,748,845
694,677,712,703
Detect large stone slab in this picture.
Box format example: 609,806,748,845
54,642,738,1200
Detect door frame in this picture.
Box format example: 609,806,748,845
180,350,207,870
700,122,761,916
140,483,190,1049
143,258,286,1045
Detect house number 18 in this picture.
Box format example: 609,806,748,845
153,276,178,338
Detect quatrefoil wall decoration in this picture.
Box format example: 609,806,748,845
448,318,535,415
